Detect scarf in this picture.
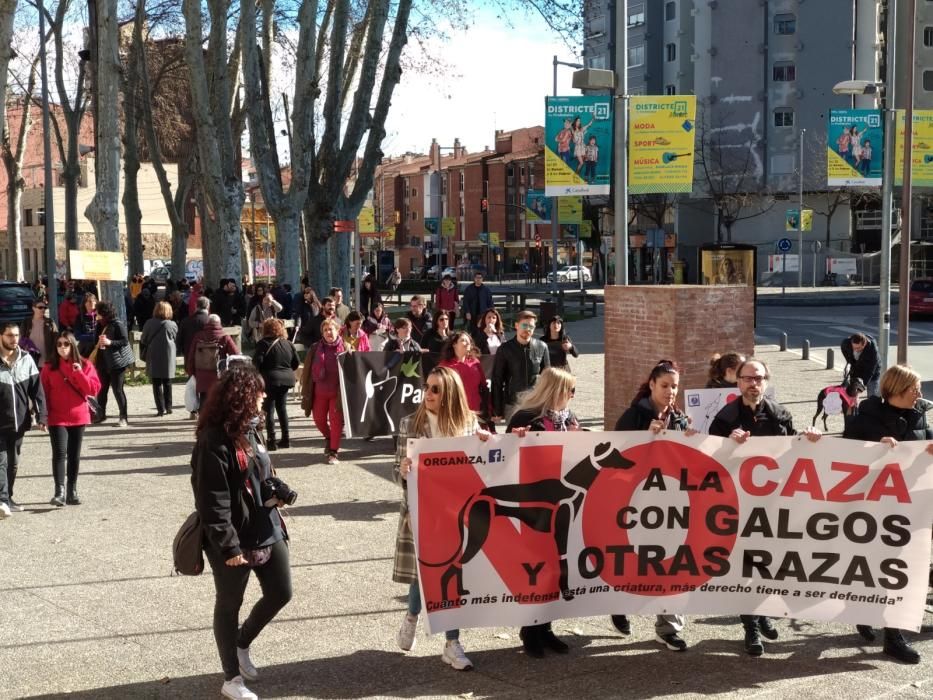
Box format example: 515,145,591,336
545,408,573,431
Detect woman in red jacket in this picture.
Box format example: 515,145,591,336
40,331,102,506
437,331,490,419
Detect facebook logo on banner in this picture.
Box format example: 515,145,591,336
488,449,504,464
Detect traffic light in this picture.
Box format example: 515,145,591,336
394,210,401,224
480,198,488,213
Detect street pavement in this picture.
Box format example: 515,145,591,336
1,311,932,699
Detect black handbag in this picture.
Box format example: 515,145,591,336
172,511,205,575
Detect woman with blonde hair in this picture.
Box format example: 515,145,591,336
506,367,579,657
140,300,178,416
394,366,490,671
253,318,300,451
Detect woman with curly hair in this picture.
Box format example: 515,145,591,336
192,364,293,700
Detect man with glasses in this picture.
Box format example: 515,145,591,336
0,323,47,518
491,310,550,421
708,358,821,657
406,296,433,347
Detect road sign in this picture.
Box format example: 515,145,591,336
334,220,355,233
777,238,792,253
768,254,799,272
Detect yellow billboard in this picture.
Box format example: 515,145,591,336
69,250,125,281
894,110,933,187
629,96,697,194
358,207,375,233
557,197,583,224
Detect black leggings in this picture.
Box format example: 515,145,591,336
263,385,291,442
206,540,292,680
97,366,128,419
151,378,173,413
48,425,85,489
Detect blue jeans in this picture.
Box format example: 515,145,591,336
408,581,458,641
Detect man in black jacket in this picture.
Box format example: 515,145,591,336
178,296,211,357
461,272,494,330
841,332,881,397
0,323,47,517
491,310,550,420
406,296,433,346
212,280,243,328
708,358,820,657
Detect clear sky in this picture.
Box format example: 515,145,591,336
382,17,579,156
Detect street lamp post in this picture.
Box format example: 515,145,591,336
552,56,584,294
896,0,918,364
613,0,629,286
797,128,806,288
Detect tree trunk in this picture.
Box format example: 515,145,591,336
63,163,80,251
240,225,253,283
5,176,24,280
84,0,125,321
0,1,17,144
306,218,331,298
196,187,221,287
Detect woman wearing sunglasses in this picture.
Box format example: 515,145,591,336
39,332,101,506
393,367,489,671
610,359,695,651
505,366,580,658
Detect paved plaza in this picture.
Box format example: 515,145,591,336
1,313,932,699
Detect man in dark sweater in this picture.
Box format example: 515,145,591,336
491,310,550,420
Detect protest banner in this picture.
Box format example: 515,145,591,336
409,431,933,634
68,250,125,281
628,95,697,194
338,352,495,438
544,96,612,196
827,109,883,187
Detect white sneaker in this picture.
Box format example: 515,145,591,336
397,613,418,651
0,502,10,519
442,639,473,671
118,418,128,428
237,646,259,681
221,675,257,700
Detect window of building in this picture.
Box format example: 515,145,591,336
773,109,794,127
520,166,525,179
925,26,933,47
411,211,418,221
666,43,677,62
410,187,417,197
925,70,933,91
38,208,45,225
458,172,464,191
628,44,645,67
665,2,676,21
587,55,607,70
665,84,676,95
629,4,645,26
24,209,32,227
773,62,796,81
774,13,796,35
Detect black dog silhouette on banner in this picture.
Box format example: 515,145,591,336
419,442,635,602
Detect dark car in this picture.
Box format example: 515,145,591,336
0,282,36,326
908,279,933,319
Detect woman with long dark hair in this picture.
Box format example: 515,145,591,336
706,352,745,388
253,318,300,451
295,287,322,348
19,298,57,368
341,311,372,352
540,316,578,371
75,293,98,357
140,301,178,416
506,367,579,658
92,301,134,427
438,330,488,416
471,308,504,355
421,311,452,354
610,359,695,651
394,367,489,671
40,332,101,506
192,364,292,700
844,364,933,664
359,275,383,319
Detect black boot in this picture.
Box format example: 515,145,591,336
267,439,278,452
559,558,574,600
50,484,66,507
883,628,920,664
540,623,569,654
742,616,763,657
519,625,545,658
856,624,876,642
757,616,779,641
66,483,81,506
611,614,631,635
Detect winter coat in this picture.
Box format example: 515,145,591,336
543,334,578,370
462,283,494,326
843,396,933,443
295,302,321,347
615,397,689,432
185,320,239,394
507,408,580,433
472,325,504,355
252,336,300,388
421,329,451,354
433,283,459,313
708,396,796,437
247,299,284,342
75,310,98,355
133,292,156,329
40,358,102,427
307,337,344,394
177,309,209,357
407,310,433,346
96,319,135,373
0,347,47,433
439,356,488,413
359,283,383,318
491,337,550,416
140,318,179,380
841,335,881,385
58,299,80,331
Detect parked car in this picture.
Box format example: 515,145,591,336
427,265,457,280
0,282,36,326
908,279,933,319
547,265,592,283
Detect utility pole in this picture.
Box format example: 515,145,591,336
896,0,917,364
611,0,629,285
38,0,59,323
797,128,805,288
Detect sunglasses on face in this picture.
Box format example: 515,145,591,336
35,305,48,310
56,341,71,348
426,384,442,395
518,323,535,331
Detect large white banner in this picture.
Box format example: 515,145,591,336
409,431,933,634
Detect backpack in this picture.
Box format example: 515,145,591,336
172,511,204,575
194,338,222,372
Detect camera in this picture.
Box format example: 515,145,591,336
260,476,297,507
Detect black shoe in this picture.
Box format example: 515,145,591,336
156,411,165,417
540,628,569,654
519,627,545,659
50,485,66,508
611,614,631,636
758,617,779,641
656,632,688,651
744,628,763,657
883,631,920,664
165,408,173,415
91,413,107,425
279,438,290,449
66,488,81,506
857,624,876,642
268,440,278,452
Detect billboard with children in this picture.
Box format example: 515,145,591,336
544,96,612,197
827,109,883,187
628,96,697,194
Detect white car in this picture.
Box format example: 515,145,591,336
548,265,592,283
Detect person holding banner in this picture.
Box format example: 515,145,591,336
301,318,346,465
506,367,579,658
708,358,822,657
393,367,489,671
611,359,696,651
843,364,933,664
706,352,745,389
384,318,422,354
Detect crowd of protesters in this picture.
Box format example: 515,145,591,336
2,271,931,700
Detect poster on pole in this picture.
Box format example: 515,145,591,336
544,96,612,196
826,109,883,187
525,191,552,223
785,209,813,232
557,197,583,224
358,207,376,233
628,95,697,194
894,109,933,187
68,250,125,281
409,431,933,633
441,217,456,237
